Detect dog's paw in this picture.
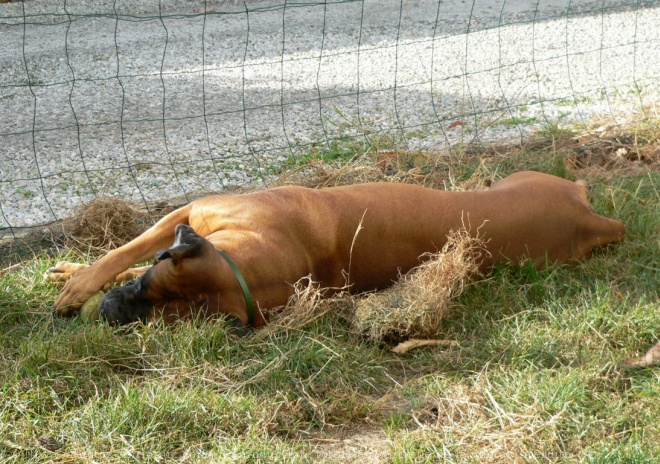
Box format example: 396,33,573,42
45,262,89,286
115,266,151,283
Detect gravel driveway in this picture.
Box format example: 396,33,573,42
1,0,659,230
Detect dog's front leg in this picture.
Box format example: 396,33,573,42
53,203,193,314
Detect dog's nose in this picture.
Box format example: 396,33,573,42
99,284,149,325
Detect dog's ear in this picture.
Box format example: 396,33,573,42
155,224,205,265
155,242,203,265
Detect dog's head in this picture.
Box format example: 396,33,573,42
99,224,229,326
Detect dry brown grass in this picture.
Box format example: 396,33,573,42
273,150,469,190
259,277,355,336
405,381,565,463
61,197,151,252
562,117,660,175
353,229,486,342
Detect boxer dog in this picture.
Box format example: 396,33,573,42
48,171,625,328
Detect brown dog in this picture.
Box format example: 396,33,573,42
48,171,625,328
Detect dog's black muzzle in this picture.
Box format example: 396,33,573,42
99,280,151,325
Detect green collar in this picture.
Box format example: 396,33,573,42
216,249,255,326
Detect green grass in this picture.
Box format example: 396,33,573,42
1,143,659,462
500,116,538,127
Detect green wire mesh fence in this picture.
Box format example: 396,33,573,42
1,0,658,247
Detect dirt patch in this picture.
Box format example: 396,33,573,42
307,424,391,463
